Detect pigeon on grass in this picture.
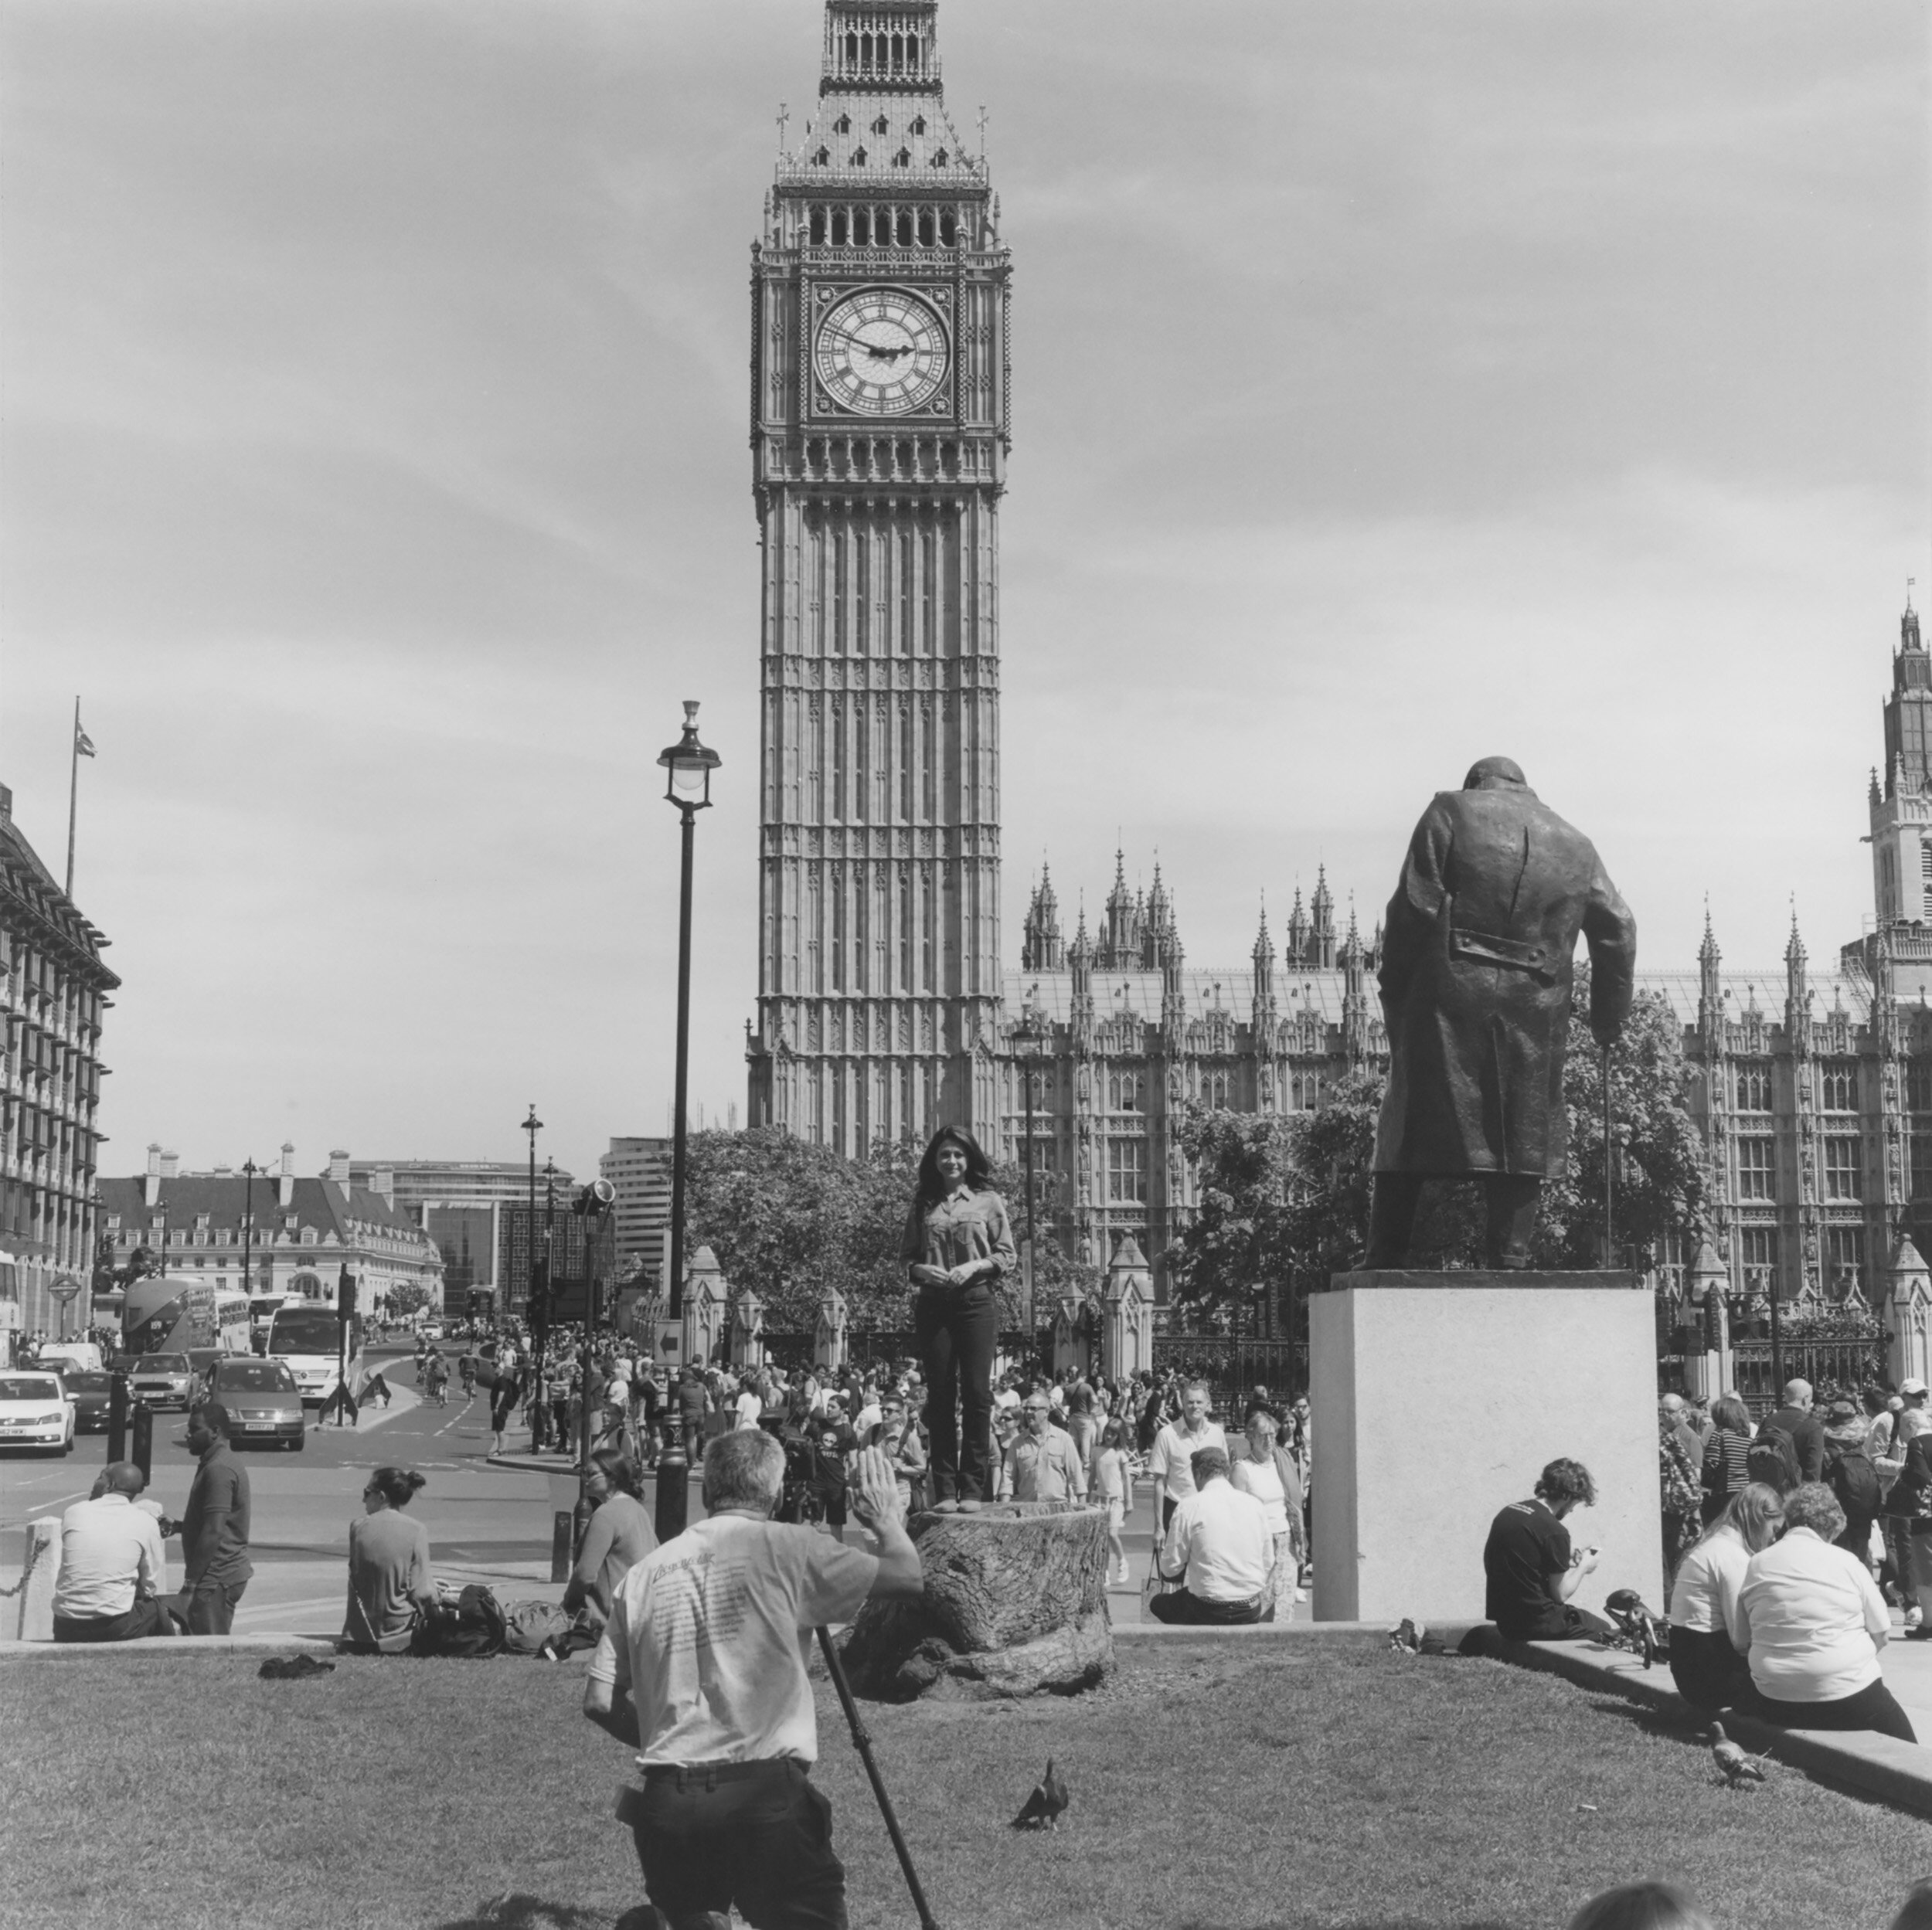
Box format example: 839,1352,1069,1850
1708,1722,1770,1789
1012,1758,1069,1830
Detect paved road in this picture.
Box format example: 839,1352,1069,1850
0,1346,1304,1636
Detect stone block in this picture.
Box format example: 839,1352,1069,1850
838,1500,1114,1701
1311,1273,1662,1625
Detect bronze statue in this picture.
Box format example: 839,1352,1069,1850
1369,757,1636,1269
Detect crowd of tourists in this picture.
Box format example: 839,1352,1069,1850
1651,1373,1928,1744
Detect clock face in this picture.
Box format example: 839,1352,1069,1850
814,289,948,417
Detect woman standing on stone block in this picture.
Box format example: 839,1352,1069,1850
902,1126,1015,1514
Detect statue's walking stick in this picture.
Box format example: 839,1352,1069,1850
1602,1041,1614,1262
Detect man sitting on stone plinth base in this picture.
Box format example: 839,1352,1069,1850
1148,1447,1273,1626
1482,1458,1614,1643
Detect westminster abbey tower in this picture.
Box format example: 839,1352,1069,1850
745,1,1009,1156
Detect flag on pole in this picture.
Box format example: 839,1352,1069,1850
75,717,96,758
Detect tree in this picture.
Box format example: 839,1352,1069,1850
1165,984,1707,1325
684,1126,1095,1333
385,1281,433,1320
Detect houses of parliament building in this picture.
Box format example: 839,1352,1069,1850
739,5,1931,1350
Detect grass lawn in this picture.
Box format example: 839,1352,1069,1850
2,1636,1927,1930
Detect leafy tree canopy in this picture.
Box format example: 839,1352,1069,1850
1166,984,1706,1329
685,1126,1094,1332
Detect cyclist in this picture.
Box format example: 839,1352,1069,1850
424,1352,450,1408
457,1347,478,1400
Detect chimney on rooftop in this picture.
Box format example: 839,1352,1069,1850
279,1140,296,1209
327,1149,352,1193
371,1167,395,1208
144,1141,162,1208
158,1150,180,1181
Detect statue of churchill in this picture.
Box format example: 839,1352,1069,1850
1368,757,1638,1270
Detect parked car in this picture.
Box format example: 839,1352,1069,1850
127,1354,197,1411
0,1370,75,1455
61,1369,114,1433
417,1322,444,1342
201,1356,305,1451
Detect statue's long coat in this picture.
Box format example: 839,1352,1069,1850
1373,780,1637,1177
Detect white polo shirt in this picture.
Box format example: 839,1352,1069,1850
1726,1526,1890,1704
55,1493,166,1620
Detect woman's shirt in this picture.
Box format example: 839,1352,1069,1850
1668,1528,1750,1634
345,1510,434,1653
1094,1448,1127,1506
1726,1527,1890,1702
900,1187,1018,1282
1702,1428,1753,1503
1230,1454,1290,1536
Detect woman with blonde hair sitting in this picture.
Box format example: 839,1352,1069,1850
1667,1481,1784,1710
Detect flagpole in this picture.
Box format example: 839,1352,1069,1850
66,697,80,898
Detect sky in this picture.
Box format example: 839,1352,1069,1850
2,0,1926,1185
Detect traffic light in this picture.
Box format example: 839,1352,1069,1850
338,1267,357,1320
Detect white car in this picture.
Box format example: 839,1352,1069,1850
0,1370,76,1455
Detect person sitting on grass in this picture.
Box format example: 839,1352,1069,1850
1726,1479,1916,1742
1147,1446,1272,1625
1481,1457,1614,1643
562,1448,658,1637
1666,1482,1784,1710
342,1466,438,1655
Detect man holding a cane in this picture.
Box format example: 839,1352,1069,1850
584,1432,924,1930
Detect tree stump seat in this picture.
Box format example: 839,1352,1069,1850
838,1500,1114,1701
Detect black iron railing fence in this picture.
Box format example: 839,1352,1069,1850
1151,1336,1309,1408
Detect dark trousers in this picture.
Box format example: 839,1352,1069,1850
914,1286,996,1503
183,1578,247,1635
1750,1677,1917,1744
54,1596,174,1643
631,1757,845,1930
1668,1624,1750,1711
1366,1171,1541,1269
1148,1589,1264,1626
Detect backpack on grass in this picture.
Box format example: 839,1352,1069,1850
410,1584,505,1660
500,1599,577,1657
1747,1422,1801,1496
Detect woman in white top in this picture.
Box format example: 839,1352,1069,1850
1228,1405,1301,1622
1725,1482,1916,1741
1667,1482,1783,1710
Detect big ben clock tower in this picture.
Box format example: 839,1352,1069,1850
746,1,1010,1156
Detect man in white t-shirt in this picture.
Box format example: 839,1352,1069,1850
1148,1381,1228,1531
1148,1446,1271,1625
584,1431,923,1930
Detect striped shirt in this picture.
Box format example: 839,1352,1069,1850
1702,1427,1753,1505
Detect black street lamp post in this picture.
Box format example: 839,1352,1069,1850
522,1104,543,1443
532,1155,557,1453
240,1157,258,1318
1011,1006,1048,1347
652,702,718,1547
658,702,720,1328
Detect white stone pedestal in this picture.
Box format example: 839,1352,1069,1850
1310,1272,1662,1626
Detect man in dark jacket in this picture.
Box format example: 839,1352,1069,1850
1757,1378,1827,1487
164,1402,253,1635
1369,757,1638,1268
